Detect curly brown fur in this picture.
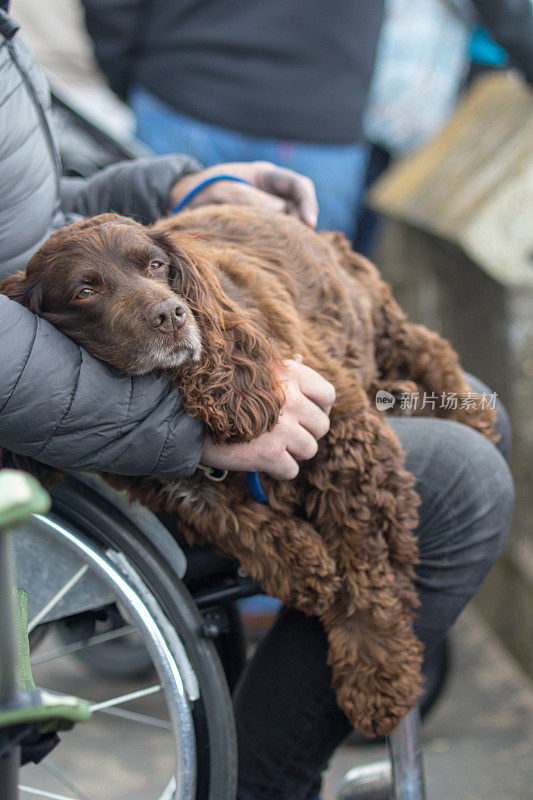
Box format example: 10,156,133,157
1,206,498,736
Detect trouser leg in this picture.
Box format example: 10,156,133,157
392,417,513,655
234,414,514,800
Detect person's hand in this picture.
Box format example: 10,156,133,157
200,358,335,480
169,162,318,228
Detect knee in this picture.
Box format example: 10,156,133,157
413,422,515,654
389,415,515,571
494,397,512,463
463,372,512,462
471,428,513,549
433,421,514,561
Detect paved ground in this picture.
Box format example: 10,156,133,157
20,607,533,800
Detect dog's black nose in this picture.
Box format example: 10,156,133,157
146,298,187,333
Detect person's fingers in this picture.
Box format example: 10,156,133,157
191,179,287,213
222,182,287,213
174,162,319,227
296,398,331,440
280,380,330,440
264,450,300,480
282,418,320,461
254,164,319,228
284,359,336,414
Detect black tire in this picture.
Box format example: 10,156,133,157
51,477,237,800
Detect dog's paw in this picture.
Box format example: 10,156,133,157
325,615,424,736
335,663,424,736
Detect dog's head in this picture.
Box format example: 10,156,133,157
2,211,285,441
1,214,203,374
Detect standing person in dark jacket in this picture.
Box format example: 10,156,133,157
82,0,533,242
0,5,516,799
82,0,385,240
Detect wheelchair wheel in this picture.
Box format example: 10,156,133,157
14,492,237,800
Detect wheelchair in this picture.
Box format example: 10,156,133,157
2,471,428,800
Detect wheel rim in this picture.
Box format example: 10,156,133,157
15,512,198,800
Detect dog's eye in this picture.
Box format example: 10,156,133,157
148,260,165,271
75,288,95,300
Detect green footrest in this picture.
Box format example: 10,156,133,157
0,470,50,529
0,689,91,732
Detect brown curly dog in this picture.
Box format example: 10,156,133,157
1,207,498,736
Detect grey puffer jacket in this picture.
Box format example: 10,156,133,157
0,6,205,479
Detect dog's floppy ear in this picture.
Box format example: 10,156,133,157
148,227,285,443
0,270,42,313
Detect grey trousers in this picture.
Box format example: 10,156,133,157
234,375,514,800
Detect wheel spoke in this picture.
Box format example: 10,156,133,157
40,762,93,800
19,787,77,800
36,684,164,717
30,625,136,666
101,706,172,729
28,565,89,633
89,684,161,712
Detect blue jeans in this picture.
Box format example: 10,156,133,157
233,375,514,800
129,85,369,240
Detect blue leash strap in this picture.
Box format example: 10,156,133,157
171,174,251,214
247,471,268,504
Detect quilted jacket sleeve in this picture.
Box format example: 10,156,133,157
0,297,205,479
61,154,201,224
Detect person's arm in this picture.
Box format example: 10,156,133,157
1,299,334,481
81,0,150,101
61,155,201,225
62,157,319,228
472,0,533,83
0,296,204,479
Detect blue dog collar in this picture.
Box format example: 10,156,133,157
247,471,268,504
